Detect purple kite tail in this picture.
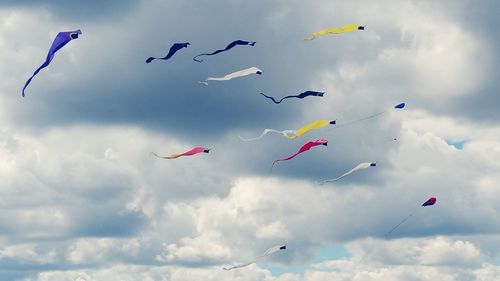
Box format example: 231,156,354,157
22,60,50,97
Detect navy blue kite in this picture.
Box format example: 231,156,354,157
146,42,190,63
193,40,256,62
260,91,325,104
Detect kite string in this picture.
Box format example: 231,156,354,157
335,111,386,129
384,213,413,238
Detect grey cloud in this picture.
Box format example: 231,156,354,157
0,0,138,21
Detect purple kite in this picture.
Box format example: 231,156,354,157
22,29,82,97
272,139,328,170
422,197,437,206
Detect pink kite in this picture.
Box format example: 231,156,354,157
151,146,210,159
272,139,328,170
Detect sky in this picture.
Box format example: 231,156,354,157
0,0,499,280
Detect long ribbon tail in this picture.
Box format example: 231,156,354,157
317,176,341,185
199,81,208,86
222,261,255,271
270,160,279,172
238,129,283,141
271,151,299,172
194,41,256,63
320,168,356,184
22,60,50,97
150,152,164,159
260,93,281,104
303,35,316,41
193,54,204,62
193,50,228,62
336,111,386,128
145,57,157,63
385,213,413,237
150,152,175,159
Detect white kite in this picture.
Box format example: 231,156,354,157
318,162,376,184
200,67,262,85
223,244,286,271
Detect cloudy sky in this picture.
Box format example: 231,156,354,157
0,0,499,280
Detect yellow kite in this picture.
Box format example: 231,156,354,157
285,119,334,139
304,24,365,41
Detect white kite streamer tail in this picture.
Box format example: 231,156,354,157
238,129,287,141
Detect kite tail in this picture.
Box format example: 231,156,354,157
385,213,413,237
260,93,281,104
193,55,204,62
150,152,176,159
271,152,298,172
22,60,50,97
145,57,156,63
150,152,162,158
303,35,316,41
222,261,255,271
270,160,281,172
317,177,339,185
238,129,284,141
238,135,252,141
199,81,209,86
151,152,168,159
238,135,266,142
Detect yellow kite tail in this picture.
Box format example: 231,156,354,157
151,152,179,159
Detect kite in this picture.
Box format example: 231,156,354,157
272,139,328,170
22,29,82,97
385,197,437,237
151,146,210,159
289,120,335,139
223,244,286,271
193,40,256,62
239,119,335,141
304,24,364,41
146,42,190,63
200,67,262,85
260,91,325,104
318,162,376,184
422,197,437,206
336,103,406,128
